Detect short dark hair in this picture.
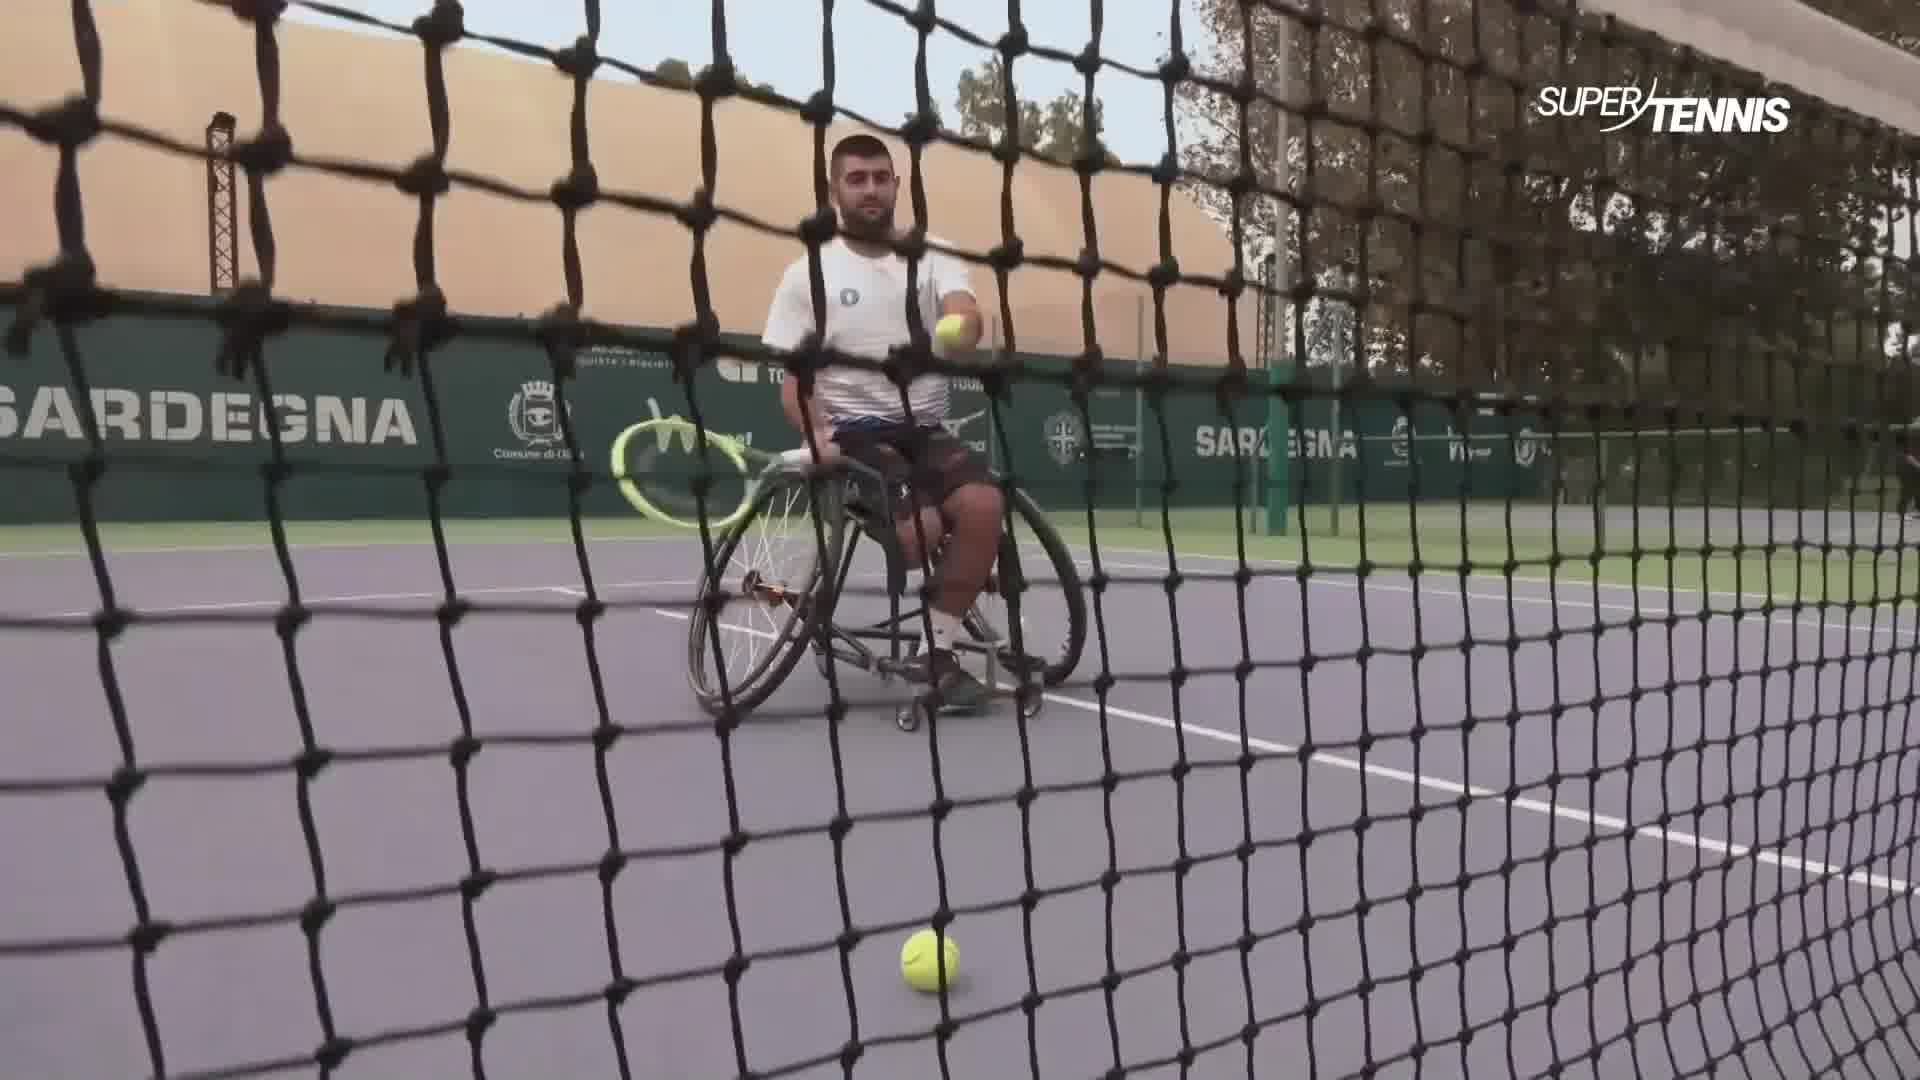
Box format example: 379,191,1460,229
830,133,892,174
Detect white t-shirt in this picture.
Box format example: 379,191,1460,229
760,235,973,429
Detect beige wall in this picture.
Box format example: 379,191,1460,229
3,0,1254,366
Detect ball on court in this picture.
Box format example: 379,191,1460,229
899,928,959,993
933,314,969,353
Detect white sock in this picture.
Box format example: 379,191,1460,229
926,609,962,653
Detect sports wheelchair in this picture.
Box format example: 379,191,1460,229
684,448,1087,730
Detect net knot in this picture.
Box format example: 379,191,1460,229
988,236,1025,272
604,977,638,1008
900,105,940,148
394,154,452,200
798,208,838,249
298,898,336,935
676,186,716,233
293,747,331,780
315,1038,352,1071
891,226,929,262
534,304,587,381
212,282,291,380
886,341,932,388
22,95,100,150
4,254,106,358
553,36,600,80
670,318,721,383
552,166,600,214
412,1,465,49
1213,368,1251,412
799,89,836,128
383,287,455,377
694,58,738,100
127,920,171,956
597,850,626,883
464,1007,496,1045
230,124,295,180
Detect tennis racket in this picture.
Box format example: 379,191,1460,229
610,415,820,530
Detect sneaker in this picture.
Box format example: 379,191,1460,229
915,648,992,715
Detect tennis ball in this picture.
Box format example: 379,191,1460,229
900,928,959,993
933,314,970,354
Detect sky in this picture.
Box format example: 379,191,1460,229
289,0,1212,167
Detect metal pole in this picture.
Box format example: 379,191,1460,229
1328,298,1343,537
1327,264,1353,537
1264,17,1292,536
1134,294,1146,528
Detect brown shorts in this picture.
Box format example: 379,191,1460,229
831,422,990,521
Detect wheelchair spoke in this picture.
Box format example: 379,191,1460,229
694,478,829,700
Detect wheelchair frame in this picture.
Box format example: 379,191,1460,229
685,451,1087,729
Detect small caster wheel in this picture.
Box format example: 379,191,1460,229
1016,690,1044,720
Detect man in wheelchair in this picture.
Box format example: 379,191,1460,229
760,132,997,714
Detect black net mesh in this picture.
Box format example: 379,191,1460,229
7,0,1920,1078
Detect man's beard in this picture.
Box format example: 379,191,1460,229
840,204,894,241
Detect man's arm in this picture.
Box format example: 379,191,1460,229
780,369,832,446
763,266,838,452
930,241,983,354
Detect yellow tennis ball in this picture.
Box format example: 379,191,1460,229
933,314,969,353
899,928,959,993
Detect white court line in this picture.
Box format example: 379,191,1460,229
26,578,699,621
0,534,689,561
1064,544,1920,645
652,607,1915,898
1086,537,1920,630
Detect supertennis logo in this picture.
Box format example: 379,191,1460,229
1534,83,1790,134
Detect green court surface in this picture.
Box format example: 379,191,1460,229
5,503,1917,612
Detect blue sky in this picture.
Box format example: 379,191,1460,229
290,0,1212,166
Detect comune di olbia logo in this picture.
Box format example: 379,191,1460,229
1534,83,1790,134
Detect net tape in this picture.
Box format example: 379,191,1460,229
6,0,1920,1077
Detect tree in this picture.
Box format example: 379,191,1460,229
653,58,693,88
955,56,1044,151
1175,0,1909,428
953,57,1116,164
1798,0,1920,53
651,57,774,95
903,99,945,133
1304,266,1358,371
1036,94,1113,164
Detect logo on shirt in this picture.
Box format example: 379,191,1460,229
839,288,860,307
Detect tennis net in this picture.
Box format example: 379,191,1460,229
7,1,1920,1079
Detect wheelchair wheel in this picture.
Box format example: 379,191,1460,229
958,485,1087,691
685,470,846,717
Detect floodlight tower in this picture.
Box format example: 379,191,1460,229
206,111,238,295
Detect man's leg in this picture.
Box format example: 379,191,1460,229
930,478,1003,623
893,505,946,572
902,434,1001,711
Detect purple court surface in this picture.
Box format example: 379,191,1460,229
5,531,1920,1079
